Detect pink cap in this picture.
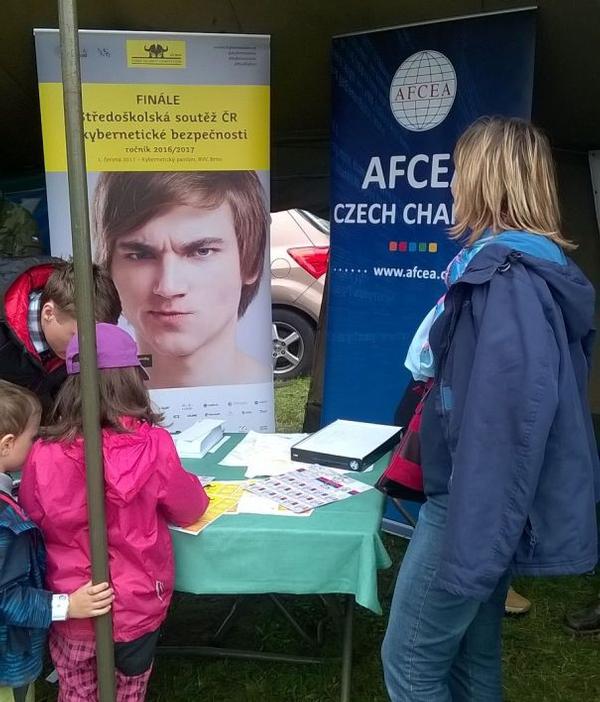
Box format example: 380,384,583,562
66,323,148,378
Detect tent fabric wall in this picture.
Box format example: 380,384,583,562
554,149,600,414
2,0,600,421
2,1,600,188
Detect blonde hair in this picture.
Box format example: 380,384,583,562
0,380,41,437
450,117,574,249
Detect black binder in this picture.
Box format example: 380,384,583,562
290,419,402,472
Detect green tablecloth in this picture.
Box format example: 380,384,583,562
173,434,392,614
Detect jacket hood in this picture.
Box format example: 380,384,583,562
0,257,57,308
531,257,595,343
63,419,159,505
0,257,58,357
462,234,595,343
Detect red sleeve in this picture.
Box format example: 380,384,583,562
157,433,209,527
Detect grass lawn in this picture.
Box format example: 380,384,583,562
37,377,600,701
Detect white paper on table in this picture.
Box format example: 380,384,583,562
218,431,259,466
219,431,308,469
236,490,313,517
245,457,310,478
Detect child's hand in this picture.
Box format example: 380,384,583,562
68,581,114,619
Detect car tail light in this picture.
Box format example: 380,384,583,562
287,246,329,279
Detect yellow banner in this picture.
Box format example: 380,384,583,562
39,83,270,172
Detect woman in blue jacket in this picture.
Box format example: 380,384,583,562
381,117,600,701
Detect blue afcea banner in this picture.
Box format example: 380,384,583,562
323,9,536,425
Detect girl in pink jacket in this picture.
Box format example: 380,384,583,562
20,323,209,702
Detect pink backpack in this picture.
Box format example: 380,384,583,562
375,379,433,502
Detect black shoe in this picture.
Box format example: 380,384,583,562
564,600,600,636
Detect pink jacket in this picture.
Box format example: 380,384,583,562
19,418,208,643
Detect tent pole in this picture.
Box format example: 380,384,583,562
57,1,116,700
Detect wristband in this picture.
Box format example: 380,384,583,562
51,594,69,621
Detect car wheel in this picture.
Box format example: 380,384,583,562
272,308,315,380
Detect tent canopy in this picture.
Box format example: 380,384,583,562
4,1,600,411
2,0,600,212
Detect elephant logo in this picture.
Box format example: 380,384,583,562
144,43,169,59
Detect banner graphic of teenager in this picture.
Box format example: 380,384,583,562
35,30,274,433
323,9,536,425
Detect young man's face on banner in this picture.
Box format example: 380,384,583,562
110,202,244,358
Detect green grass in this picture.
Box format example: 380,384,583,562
274,377,311,432
36,377,600,701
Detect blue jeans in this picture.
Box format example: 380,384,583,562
381,496,511,702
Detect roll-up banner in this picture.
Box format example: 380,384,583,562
35,30,274,434
324,9,536,427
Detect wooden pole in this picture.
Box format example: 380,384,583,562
56,2,116,699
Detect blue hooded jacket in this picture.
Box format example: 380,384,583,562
0,479,50,688
421,233,600,601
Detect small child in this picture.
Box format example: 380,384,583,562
0,380,113,702
0,257,121,416
20,324,209,702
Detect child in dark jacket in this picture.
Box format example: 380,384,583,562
0,258,121,418
0,380,113,702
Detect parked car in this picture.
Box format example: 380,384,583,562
270,209,329,379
